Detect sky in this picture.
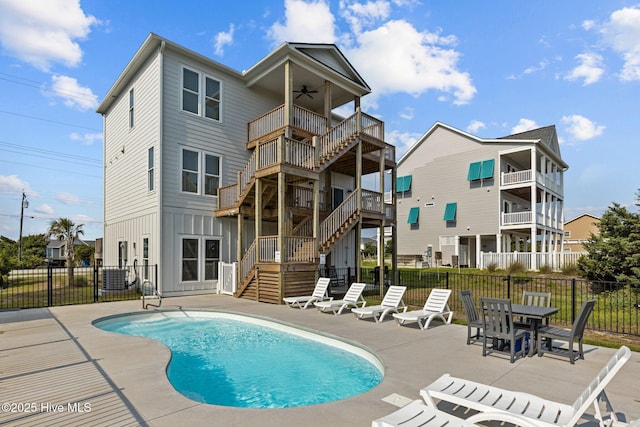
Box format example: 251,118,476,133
0,0,639,242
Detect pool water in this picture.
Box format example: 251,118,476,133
95,312,383,408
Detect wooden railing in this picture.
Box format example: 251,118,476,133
291,105,327,135
240,240,256,282
361,189,382,213
361,112,384,140
292,216,313,237
319,114,357,160
319,190,358,248
283,236,315,262
258,236,278,263
218,184,238,209
248,105,285,142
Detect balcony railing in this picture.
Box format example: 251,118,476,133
255,235,315,263
248,105,328,142
502,211,532,225
501,169,532,186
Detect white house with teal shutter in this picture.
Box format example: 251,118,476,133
395,122,568,270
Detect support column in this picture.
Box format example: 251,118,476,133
476,234,481,269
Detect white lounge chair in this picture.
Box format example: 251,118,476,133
421,345,632,427
392,288,453,330
352,285,407,323
282,277,332,309
314,282,367,315
372,399,539,427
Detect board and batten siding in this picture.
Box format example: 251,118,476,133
103,51,161,267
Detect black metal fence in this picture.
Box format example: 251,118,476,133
1,264,157,310
330,267,640,337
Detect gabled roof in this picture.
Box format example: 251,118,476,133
564,213,601,225
398,121,568,169
97,35,370,115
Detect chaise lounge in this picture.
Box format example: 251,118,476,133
392,288,453,330
282,277,332,309
314,282,367,315
352,285,407,323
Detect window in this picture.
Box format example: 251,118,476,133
468,159,495,181
142,237,149,280
205,239,220,280
181,148,221,196
181,238,199,281
204,154,219,196
148,147,154,192
396,175,412,192
129,88,134,128
480,159,495,179
407,207,420,224
182,149,199,193
181,236,221,282
182,67,221,121
443,202,457,221
564,230,571,237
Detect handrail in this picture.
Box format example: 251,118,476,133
240,240,256,281
361,189,382,213
319,190,358,247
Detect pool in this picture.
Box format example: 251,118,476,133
93,310,383,408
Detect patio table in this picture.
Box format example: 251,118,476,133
510,304,559,357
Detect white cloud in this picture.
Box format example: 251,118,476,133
466,120,486,133
56,192,81,205
34,203,54,215
70,132,102,145
214,24,235,56
0,0,98,71
524,59,550,75
398,106,414,120
564,52,604,85
561,114,605,141
600,6,640,81
345,20,476,105
511,118,538,134
0,174,33,195
267,0,337,45
49,75,98,111
340,0,391,33
385,129,421,158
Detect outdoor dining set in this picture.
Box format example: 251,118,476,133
282,278,635,427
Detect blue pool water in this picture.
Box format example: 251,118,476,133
94,311,383,408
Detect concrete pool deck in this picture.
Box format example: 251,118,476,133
1,294,638,426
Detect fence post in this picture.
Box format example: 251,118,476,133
94,265,99,302
571,278,576,324
445,271,449,289
506,275,511,299
47,264,53,307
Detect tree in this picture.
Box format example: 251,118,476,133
47,218,84,285
578,203,640,284
75,244,95,266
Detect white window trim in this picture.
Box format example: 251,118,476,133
148,146,155,193
180,147,221,197
180,65,222,122
179,235,221,284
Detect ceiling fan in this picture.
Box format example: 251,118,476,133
294,85,318,99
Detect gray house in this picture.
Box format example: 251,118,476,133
97,34,396,300
395,122,568,270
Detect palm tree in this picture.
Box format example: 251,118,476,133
47,218,84,285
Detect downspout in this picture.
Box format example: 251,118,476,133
157,40,165,295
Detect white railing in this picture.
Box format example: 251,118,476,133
502,211,532,225
319,190,357,247
501,169,532,186
480,252,586,271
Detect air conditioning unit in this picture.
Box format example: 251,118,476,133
102,268,127,290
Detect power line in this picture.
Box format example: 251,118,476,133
0,140,101,164
0,72,99,103
0,110,102,132
0,159,102,178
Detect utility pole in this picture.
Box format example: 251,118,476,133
18,191,28,261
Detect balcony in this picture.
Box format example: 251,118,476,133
502,210,562,229
501,169,562,195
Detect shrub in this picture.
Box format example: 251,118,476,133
486,262,498,273
506,260,527,275
538,264,553,274
561,263,579,276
